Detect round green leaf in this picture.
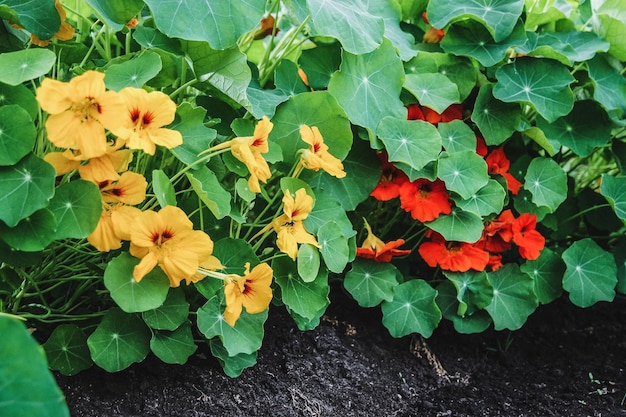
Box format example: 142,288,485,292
517,31,610,66
104,253,170,313
0,208,56,251
87,308,151,372
0,104,35,166
307,0,384,54
0,49,56,86
425,207,484,243
104,51,163,91
438,120,478,154
142,288,190,331
0,153,55,227
1,0,60,40
84,0,144,27
451,179,506,217
270,91,352,165
274,257,329,321
493,58,575,122
209,338,257,378
150,321,197,365
133,26,185,56
587,54,626,117
197,295,268,356
485,264,538,331
444,270,493,317
186,166,231,220
299,43,342,90
378,117,442,172
169,103,218,167
344,259,399,308
427,0,524,42
438,151,489,200
562,238,617,307
297,243,320,283
152,169,177,208
212,237,260,275
43,324,92,376
328,39,406,134
304,193,356,238
537,100,612,157
524,157,567,212
600,174,626,223
381,279,441,338
145,0,266,49
471,83,520,146
0,316,69,417
48,179,103,240
318,221,350,273
436,281,492,334
520,247,565,304
404,73,460,114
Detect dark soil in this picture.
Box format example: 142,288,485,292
56,288,626,417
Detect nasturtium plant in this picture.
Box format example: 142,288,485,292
1,0,624,385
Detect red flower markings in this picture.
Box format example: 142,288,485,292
399,178,452,222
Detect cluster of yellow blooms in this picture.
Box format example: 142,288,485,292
36,69,346,325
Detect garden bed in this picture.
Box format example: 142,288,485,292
56,288,626,417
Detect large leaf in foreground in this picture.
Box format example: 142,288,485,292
562,238,617,307
524,157,567,212
600,174,626,223
344,259,400,308
493,58,574,122
150,321,197,365
0,316,69,417
43,325,92,376
437,151,489,200
274,257,329,321
0,49,56,86
485,264,538,331
377,117,441,171
403,73,460,113
48,179,102,240
520,248,565,304
426,207,484,243
381,279,441,338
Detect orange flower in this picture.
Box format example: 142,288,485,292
30,0,75,47
406,103,462,125
129,206,216,287
370,152,409,201
271,188,319,260
399,178,452,222
252,15,278,40
299,124,346,178
512,213,545,260
114,87,182,155
475,209,515,253
485,147,523,195
36,71,126,159
223,262,273,326
418,232,490,272
356,220,411,262
230,116,273,193
99,171,147,205
125,17,139,29
88,204,141,252
78,147,133,184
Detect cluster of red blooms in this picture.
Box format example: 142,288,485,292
358,103,545,272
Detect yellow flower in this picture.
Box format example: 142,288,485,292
299,124,346,178
114,88,182,155
230,116,273,193
44,145,132,184
99,171,147,205
36,71,126,159
88,204,141,252
30,0,75,47
224,262,273,326
271,188,319,260
129,206,215,287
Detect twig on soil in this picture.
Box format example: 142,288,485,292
410,335,469,386
288,386,323,417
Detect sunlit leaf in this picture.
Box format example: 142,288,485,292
318,221,350,273
0,316,69,417
297,243,320,283
104,253,170,313
493,57,574,122
344,259,399,307
562,238,617,307
87,308,151,372
328,39,406,134
600,174,626,223
427,0,525,41
404,73,460,113
378,117,441,172
438,120,477,154
132,26,184,56
381,279,441,338
485,264,538,331
170,103,218,168
0,48,55,85
104,51,162,91
517,31,610,66
145,0,266,49
43,325,92,376
451,179,506,217
365,0,417,60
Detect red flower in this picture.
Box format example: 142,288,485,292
418,233,490,272
370,152,409,201
422,104,463,125
475,209,515,253
421,12,445,43
485,146,523,195
512,213,545,260
475,135,488,157
399,178,452,222
487,254,503,271
407,103,425,121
